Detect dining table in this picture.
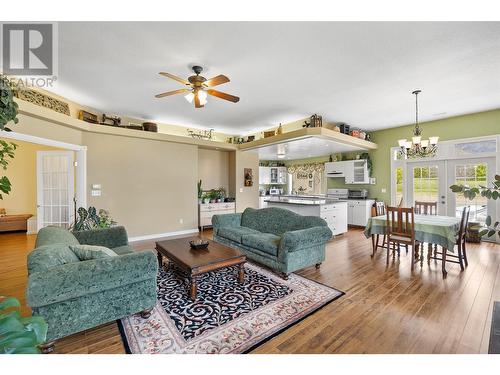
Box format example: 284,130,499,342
364,214,461,277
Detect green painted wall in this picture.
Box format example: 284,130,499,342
285,109,500,202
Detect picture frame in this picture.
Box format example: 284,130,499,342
244,168,253,187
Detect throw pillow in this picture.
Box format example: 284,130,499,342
69,244,118,261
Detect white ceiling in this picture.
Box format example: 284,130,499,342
50,22,500,135
250,136,367,160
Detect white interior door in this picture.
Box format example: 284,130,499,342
37,151,75,230
407,160,447,215
446,157,496,224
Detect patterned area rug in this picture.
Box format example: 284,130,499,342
119,263,343,353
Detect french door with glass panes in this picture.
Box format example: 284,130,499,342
37,151,75,230
407,160,447,215
446,158,496,225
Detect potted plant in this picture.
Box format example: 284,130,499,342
450,174,500,239
217,187,226,202
197,180,203,204
0,75,20,200
0,296,48,353
70,206,117,231
202,193,209,204
208,189,218,203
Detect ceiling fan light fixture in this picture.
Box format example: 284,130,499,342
184,92,194,103
198,89,208,105
156,66,239,108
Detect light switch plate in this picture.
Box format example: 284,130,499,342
239,188,243,193
381,188,387,193
91,190,101,197
92,184,101,189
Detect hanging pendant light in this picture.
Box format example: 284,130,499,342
397,90,438,158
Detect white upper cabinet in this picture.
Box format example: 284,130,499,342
259,167,287,185
259,166,271,184
326,160,369,184
325,161,346,177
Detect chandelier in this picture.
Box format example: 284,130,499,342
397,90,439,158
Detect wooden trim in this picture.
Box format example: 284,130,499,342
129,228,199,242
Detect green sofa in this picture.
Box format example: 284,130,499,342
212,207,332,278
26,226,158,352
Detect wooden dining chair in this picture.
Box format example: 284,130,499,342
372,201,387,255
429,206,470,274
415,201,438,215
415,200,438,256
385,206,420,270
398,197,404,207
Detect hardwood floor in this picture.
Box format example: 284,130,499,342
1,228,499,354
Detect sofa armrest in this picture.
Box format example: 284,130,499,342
27,250,157,308
280,226,332,253
72,226,128,248
212,213,242,235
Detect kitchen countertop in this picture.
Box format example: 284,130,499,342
264,196,348,206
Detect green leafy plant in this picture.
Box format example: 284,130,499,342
217,186,226,200
450,174,500,239
360,152,373,177
0,75,20,200
0,140,17,199
71,206,117,231
206,189,219,202
0,296,48,354
0,75,19,132
197,180,203,199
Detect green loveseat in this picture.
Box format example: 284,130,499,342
212,207,332,278
27,226,158,352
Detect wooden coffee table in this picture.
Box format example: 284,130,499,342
155,236,247,300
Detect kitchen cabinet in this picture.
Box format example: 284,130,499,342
326,160,369,184
259,196,268,209
277,167,287,184
259,167,287,184
259,167,271,184
266,200,348,236
198,202,236,231
347,199,375,226
320,203,348,236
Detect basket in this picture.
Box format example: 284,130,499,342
263,130,275,138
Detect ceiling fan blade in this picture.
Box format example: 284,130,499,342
159,72,190,85
203,74,230,87
154,88,190,98
207,89,240,103
194,93,204,108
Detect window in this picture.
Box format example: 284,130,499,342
455,140,496,156
395,167,404,205
454,163,488,223
412,166,439,203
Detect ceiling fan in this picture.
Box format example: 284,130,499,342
155,66,240,108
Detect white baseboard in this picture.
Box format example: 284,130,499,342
129,228,199,242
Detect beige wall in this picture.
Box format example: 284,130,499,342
16,113,83,145
198,149,229,192
12,98,258,237
0,138,63,215
230,151,259,212
83,132,198,237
